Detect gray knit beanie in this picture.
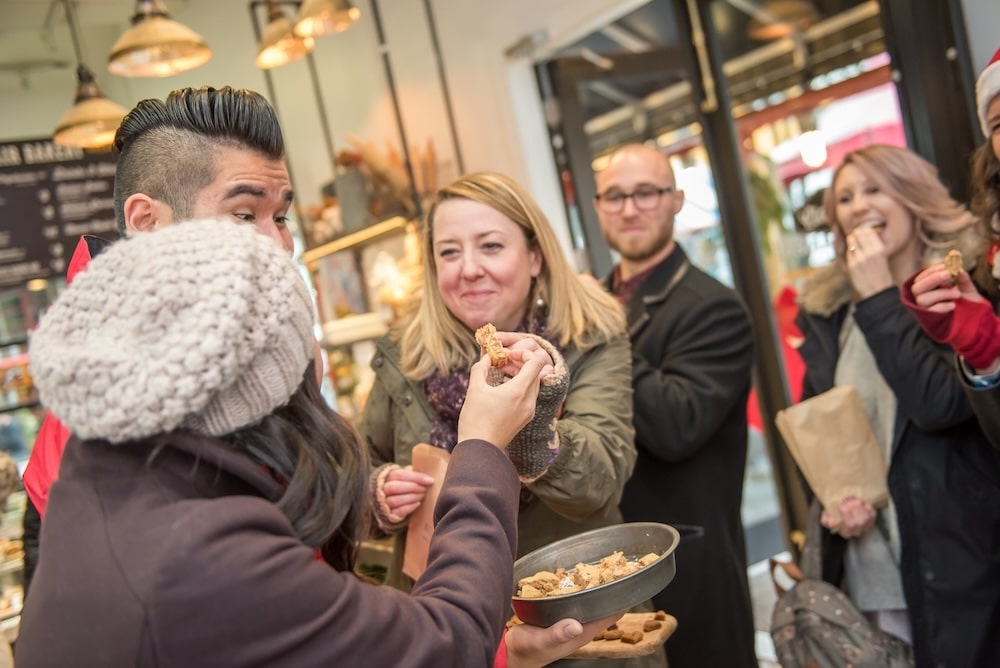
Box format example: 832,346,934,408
30,218,316,444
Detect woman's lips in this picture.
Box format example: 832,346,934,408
461,290,494,302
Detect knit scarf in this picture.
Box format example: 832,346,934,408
835,309,907,615
424,308,559,451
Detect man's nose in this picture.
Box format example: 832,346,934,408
621,194,640,216
257,219,293,254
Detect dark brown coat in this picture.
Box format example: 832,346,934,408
16,433,520,667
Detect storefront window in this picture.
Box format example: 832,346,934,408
537,0,911,565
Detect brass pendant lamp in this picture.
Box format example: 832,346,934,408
256,2,315,69
748,0,820,41
293,0,361,39
53,0,128,150
107,0,212,77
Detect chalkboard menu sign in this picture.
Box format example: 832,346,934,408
0,138,118,288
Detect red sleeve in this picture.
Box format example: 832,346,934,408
493,630,509,668
22,413,71,518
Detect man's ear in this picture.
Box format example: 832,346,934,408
122,194,173,235
672,189,686,214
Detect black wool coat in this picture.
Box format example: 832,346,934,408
796,266,1000,668
607,245,758,668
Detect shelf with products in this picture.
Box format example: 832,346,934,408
0,490,25,644
305,214,421,423
301,216,409,268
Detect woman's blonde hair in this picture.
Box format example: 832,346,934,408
396,172,626,379
824,144,983,265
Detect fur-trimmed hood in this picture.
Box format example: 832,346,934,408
797,262,854,318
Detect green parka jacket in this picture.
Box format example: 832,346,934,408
357,332,637,589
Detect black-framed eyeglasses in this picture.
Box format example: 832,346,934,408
594,186,674,214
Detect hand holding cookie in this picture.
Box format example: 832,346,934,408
909,254,985,314
458,348,548,449
476,323,509,367
476,325,555,381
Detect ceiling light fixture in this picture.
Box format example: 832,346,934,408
53,0,128,150
748,0,819,41
256,1,315,69
293,0,361,39
108,0,212,77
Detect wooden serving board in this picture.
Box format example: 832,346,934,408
568,612,677,659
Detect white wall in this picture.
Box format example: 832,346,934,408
961,0,999,72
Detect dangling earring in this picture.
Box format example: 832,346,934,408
531,276,545,309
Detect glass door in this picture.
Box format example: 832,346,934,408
535,0,789,566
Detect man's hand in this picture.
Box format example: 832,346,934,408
505,614,624,668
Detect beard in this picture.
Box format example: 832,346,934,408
607,222,674,263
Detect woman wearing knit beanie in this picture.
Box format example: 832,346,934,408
905,47,1000,448
14,218,596,668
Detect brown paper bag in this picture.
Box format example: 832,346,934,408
774,386,889,529
402,444,450,580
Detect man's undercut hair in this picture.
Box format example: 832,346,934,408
112,86,285,235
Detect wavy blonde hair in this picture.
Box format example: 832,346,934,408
396,172,626,379
824,145,983,265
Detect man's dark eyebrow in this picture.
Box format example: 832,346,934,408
223,184,266,200
222,185,294,204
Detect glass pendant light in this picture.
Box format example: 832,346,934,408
107,0,212,77
748,0,820,41
256,2,315,70
53,0,128,150
293,0,361,39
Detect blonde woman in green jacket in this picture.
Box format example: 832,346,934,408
358,172,637,591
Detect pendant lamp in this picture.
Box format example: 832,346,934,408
256,2,315,69
54,66,130,149
748,0,819,41
108,0,212,77
293,0,361,39
53,0,128,150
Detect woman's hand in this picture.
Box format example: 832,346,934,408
494,332,555,380
844,226,894,298
910,264,986,313
381,467,435,521
821,495,877,538
505,614,624,668
458,348,548,448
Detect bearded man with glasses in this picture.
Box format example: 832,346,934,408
593,143,757,668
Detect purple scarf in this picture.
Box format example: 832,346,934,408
424,309,558,451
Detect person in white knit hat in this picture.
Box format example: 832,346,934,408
18,86,610,668
20,85,303,589
15,216,610,668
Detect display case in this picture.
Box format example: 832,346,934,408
0,490,25,644
303,216,418,421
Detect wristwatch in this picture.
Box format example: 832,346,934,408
960,357,1000,388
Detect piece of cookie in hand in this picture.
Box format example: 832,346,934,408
475,323,508,367
944,249,963,278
